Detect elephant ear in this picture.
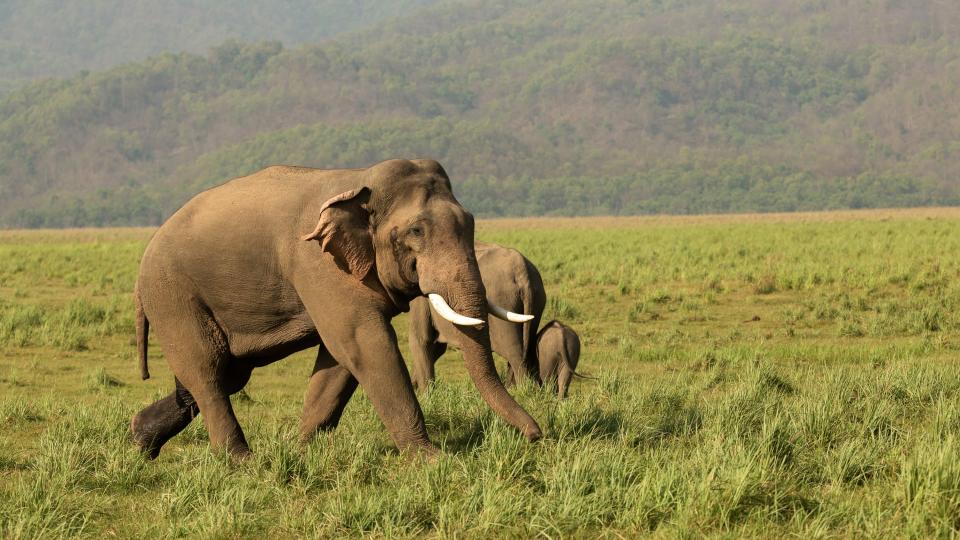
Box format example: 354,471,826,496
301,187,374,280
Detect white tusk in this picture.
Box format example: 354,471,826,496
428,294,484,327
487,300,535,323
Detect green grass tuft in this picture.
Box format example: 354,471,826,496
3,216,960,536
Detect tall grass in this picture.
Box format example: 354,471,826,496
5,364,960,536
3,215,960,536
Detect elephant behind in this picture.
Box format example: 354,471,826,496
409,242,546,390
537,320,582,398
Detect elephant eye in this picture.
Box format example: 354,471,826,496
409,226,424,238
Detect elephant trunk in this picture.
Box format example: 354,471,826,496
436,263,542,442
459,324,543,441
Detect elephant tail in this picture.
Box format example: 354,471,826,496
562,327,594,380
564,344,600,381
135,283,150,380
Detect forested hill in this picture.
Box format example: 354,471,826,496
0,0,439,95
2,0,960,227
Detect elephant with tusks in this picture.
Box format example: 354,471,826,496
408,242,546,391
130,159,541,459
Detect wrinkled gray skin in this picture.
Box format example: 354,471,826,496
129,159,542,459
409,243,545,390
537,320,581,399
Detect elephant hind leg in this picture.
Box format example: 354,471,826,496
146,300,252,459
557,368,572,399
130,378,198,459
411,341,446,392
299,345,358,443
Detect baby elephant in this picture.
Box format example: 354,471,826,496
537,320,582,398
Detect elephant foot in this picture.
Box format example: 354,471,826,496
298,420,337,445
224,443,253,462
129,428,161,460
130,392,198,459
129,413,168,460
400,441,440,462
411,378,434,394
207,421,253,462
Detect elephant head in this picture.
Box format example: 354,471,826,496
302,159,542,441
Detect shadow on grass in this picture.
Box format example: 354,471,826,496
432,404,637,455
435,416,489,454
554,408,629,441
0,454,29,471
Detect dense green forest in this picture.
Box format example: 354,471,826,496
0,0,439,95
2,0,959,226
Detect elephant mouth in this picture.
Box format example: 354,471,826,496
403,259,419,286
377,278,414,314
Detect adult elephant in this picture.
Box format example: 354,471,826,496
129,159,541,459
409,243,546,390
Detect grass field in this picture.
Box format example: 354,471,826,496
3,208,960,537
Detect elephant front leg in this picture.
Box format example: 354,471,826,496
557,367,573,399
408,301,445,392
325,317,438,456
300,345,359,442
